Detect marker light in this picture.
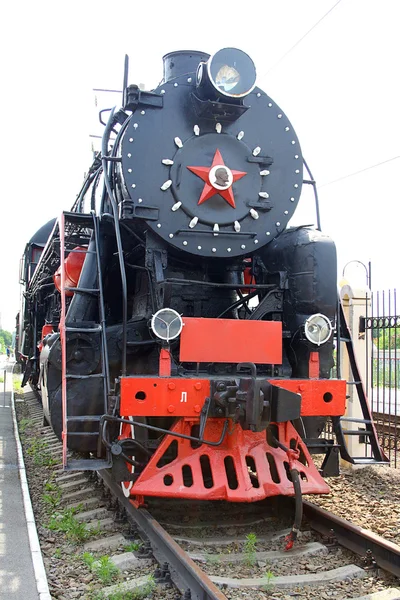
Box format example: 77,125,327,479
304,313,333,346
150,308,183,342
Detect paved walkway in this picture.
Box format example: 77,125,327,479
0,389,39,599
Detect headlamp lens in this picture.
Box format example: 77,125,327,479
215,65,241,93
208,48,256,98
151,308,183,342
304,313,333,346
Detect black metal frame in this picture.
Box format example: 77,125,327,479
100,414,229,451
333,301,387,464
360,289,399,467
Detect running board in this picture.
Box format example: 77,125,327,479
64,458,111,471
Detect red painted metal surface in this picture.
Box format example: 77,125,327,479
241,260,256,293
159,348,172,377
129,419,330,501
121,376,346,418
180,318,282,364
309,352,320,379
41,324,54,339
38,324,55,352
187,148,247,208
120,378,210,417
272,379,346,416
53,246,87,297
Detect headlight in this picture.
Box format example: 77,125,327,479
197,48,257,99
150,308,183,342
304,313,333,346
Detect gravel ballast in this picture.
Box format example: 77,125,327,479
308,464,400,545
15,392,400,600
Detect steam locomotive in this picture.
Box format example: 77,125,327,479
17,48,385,512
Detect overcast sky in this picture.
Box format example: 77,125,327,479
0,0,398,332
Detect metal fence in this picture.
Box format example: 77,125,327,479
362,289,399,467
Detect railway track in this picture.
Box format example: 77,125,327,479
16,390,400,600
373,412,400,445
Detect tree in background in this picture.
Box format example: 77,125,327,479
373,326,400,350
0,329,12,354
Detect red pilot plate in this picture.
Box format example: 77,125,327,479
272,379,347,416
180,318,282,364
120,378,211,417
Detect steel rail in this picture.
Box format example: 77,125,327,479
302,500,400,578
373,412,399,426
98,469,227,600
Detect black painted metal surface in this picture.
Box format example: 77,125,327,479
120,70,303,258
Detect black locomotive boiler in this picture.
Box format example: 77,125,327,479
17,48,385,513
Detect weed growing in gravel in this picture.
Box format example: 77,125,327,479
27,438,48,464
43,478,62,509
244,532,258,566
262,569,275,593
43,490,62,509
19,418,33,435
86,575,155,600
94,555,120,585
27,437,57,467
82,552,95,568
44,478,58,492
82,552,96,569
83,553,120,584
136,575,155,599
205,552,221,564
53,548,62,559
125,541,141,552
48,507,93,542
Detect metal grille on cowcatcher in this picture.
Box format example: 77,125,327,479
128,418,329,502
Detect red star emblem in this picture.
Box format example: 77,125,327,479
187,149,247,208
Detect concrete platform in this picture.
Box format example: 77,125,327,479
0,388,50,599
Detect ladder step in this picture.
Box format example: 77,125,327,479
66,248,95,254
65,326,102,333
66,373,104,380
340,337,351,342
67,432,99,436
67,416,102,422
65,287,100,294
341,429,372,436
63,212,94,227
306,442,341,449
351,458,389,465
340,417,372,424
64,458,111,471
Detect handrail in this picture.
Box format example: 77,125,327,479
59,212,68,468
101,108,128,376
